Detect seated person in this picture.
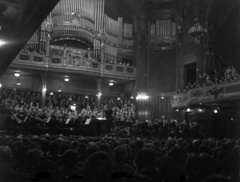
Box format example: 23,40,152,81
187,82,194,89
224,66,233,81
231,65,240,80
176,88,182,93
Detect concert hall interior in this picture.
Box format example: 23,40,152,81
0,0,240,181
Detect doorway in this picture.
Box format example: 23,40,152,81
184,62,196,86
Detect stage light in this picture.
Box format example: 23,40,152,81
50,92,53,95
176,109,179,112
64,77,69,82
186,108,191,112
42,88,47,92
198,108,203,112
130,96,134,99
214,109,218,113
0,83,2,88
14,73,20,77
117,97,121,100
136,93,149,100
85,95,89,99
109,82,114,86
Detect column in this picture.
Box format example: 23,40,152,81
63,44,67,66
100,42,105,77
133,14,148,93
45,31,51,67
195,36,206,82
41,72,47,108
96,78,102,110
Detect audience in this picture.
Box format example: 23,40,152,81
0,134,238,182
177,65,240,93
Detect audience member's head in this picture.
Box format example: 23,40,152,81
48,141,59,155
114,145,128,163
134,148,156,172
83,151,113,181
0,146,12,164
61,149,79,168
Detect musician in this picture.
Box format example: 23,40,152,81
17,106,27,122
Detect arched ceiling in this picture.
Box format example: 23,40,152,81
105,0,176,23
105,0,133,23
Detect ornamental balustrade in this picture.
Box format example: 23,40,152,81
172,81,240,108
12,51,136,78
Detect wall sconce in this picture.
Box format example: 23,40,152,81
14,73,20,77
58,86,62,92
96,92,102,97
186,108,191,112
16,79,21,86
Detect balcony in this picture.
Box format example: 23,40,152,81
172,81,240,108
11,51,137,80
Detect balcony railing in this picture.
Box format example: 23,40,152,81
12,51,136,79
172,81,240,108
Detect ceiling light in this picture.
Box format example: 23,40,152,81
0,83,2,88
214,109,218,114
109,82,114,86
50,92,53,95
0,40,7,47
64,78,69,82
130,96,134,99
14,73,20,77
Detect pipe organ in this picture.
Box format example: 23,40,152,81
150,18,176,49
22,0,133,65
26,14,52,54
